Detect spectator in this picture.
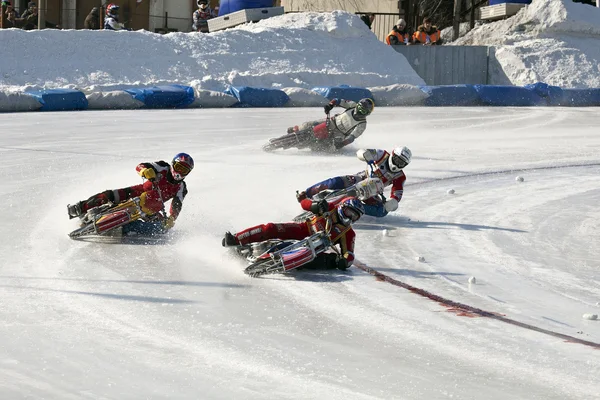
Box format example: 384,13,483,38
20,1,59,29
412,17,442,45
192,0,216,33
104,3,126,30
360,13,375,30
21,2,37,30
19,1,36,19
84,7,100,30
2,1,20,17
386,18,411,45
5,8,24,28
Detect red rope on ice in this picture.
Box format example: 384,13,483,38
353,260,600,349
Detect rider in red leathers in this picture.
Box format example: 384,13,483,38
223,196,365,270
67,153,194,235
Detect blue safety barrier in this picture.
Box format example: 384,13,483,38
557,88,600,107
123,85,195,109
24,89,88,112
419,85,480,106
218,0,273,16
474,85,547,106
224,86,289,107
8,83,600,112
311,85,373,102
524,82,564,106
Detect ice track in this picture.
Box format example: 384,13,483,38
1,107,599,399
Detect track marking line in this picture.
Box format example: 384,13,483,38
354,261,600,349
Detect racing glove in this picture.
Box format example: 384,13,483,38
323,99,338,114
310,199,329,215
139,168,156,181
163,216,175,230
357,149,376,165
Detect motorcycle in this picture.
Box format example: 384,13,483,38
263,114,332,152
68,196,166,240
236,231,333,277
293,177,384,222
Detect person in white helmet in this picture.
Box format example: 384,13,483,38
104,3,126,30
297,146,412,218
193,0,217,32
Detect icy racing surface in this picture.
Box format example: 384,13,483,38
1,107,599,399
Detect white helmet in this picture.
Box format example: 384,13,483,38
388,146,412,173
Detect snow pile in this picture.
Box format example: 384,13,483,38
452,0,600,88
0,89,42,112
86,91,145,109
281,88,330,107
0,11,424,92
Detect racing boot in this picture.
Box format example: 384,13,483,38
222,231,239,247
67,201,84,219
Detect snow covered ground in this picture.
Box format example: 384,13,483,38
452,0,600,88
1,106,599,399
0,11,423,93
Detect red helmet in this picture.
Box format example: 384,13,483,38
106,3,119,15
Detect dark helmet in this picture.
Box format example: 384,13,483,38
171,153,194,181
355,98,375,117
336,197,365,226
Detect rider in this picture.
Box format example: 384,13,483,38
297,146,412,218
286,98,375,150
67,153,194,235
222,196,365,270
192,0,217,32
103,3,126,31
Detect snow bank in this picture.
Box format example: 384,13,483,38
282,88,329,107
0,90,42,112
369,84,428,106
86,91,145,110
0,11,424,93
452,0,600,88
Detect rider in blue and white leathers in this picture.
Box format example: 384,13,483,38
298,147,412,217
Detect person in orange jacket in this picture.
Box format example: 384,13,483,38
412,17,443,45
386,19,411,45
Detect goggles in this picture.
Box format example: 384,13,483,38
356,103,370,115
392,153,408,169
173,161,192,176
343,207,361,222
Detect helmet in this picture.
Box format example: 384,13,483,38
396,19,406,28
336,197,365,226
388,146,412,173
355,98,374,117
197,0,208,6
171,153,194,181
106,3,119,15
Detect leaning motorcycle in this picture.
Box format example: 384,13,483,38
293,177,384,222
263,115,332,152
234,216,336,277
68,197,165,240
